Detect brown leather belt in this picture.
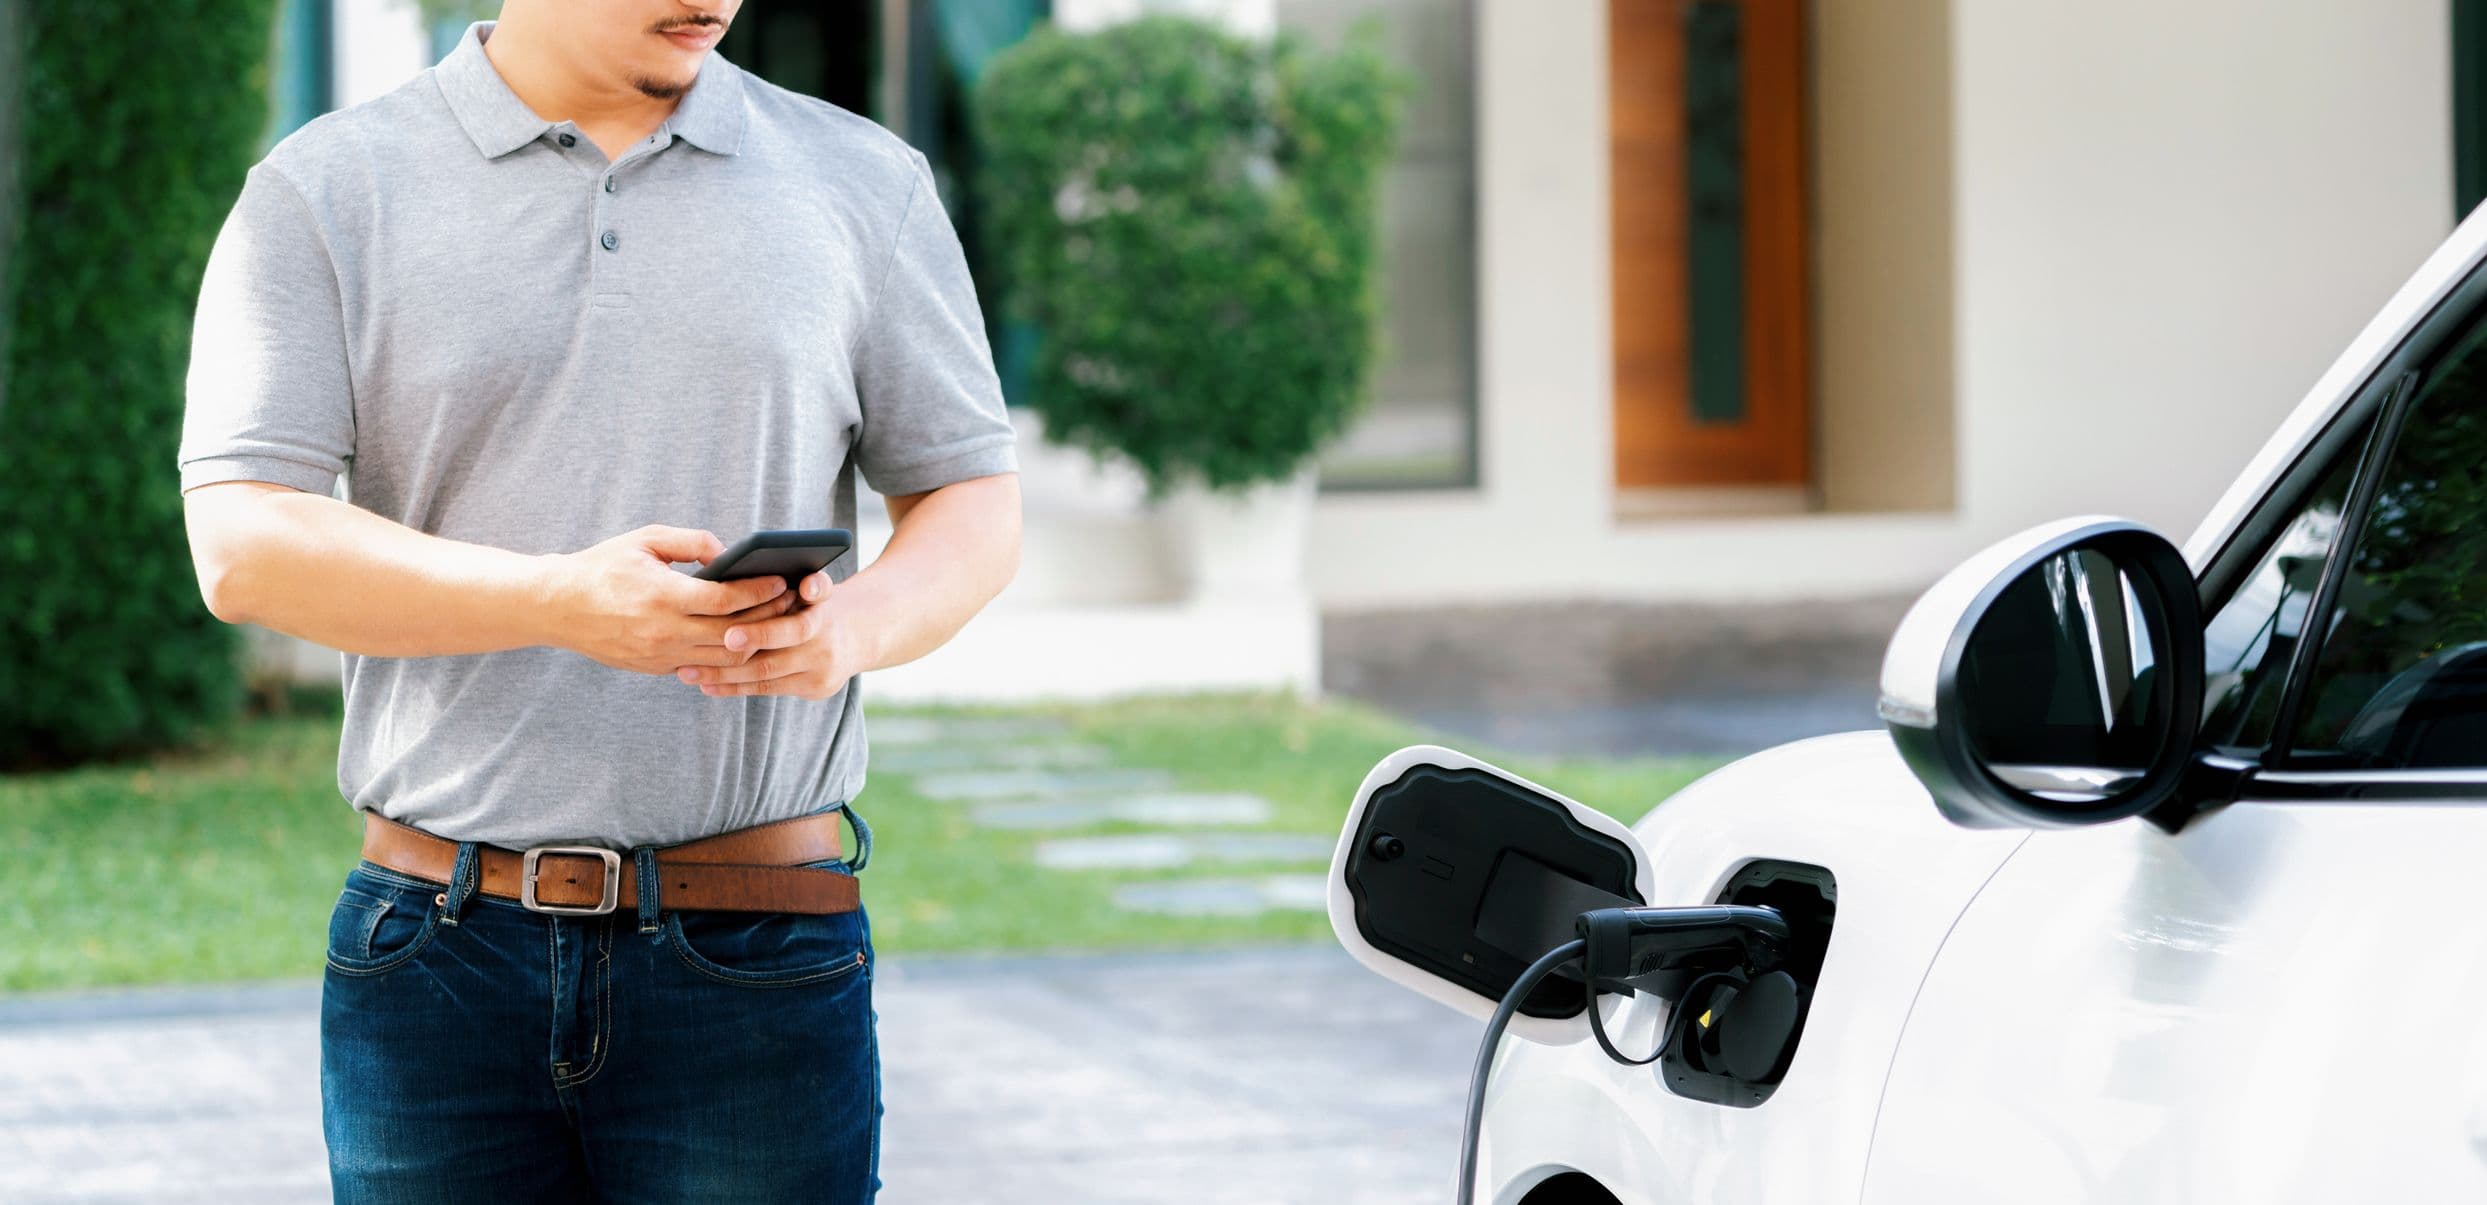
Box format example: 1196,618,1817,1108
359,810,861,916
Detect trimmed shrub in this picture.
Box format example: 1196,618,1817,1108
972,15,1406,496
0,0,278,768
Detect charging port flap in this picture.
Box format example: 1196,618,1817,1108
1328,745,1656,1046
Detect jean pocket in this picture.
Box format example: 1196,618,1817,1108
324,868,441,977
663,900,868,988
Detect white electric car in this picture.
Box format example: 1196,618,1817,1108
1328,210,2487,1202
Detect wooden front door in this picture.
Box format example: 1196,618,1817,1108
1610,0,1810,494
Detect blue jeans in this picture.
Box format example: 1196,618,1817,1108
320,804,879,1203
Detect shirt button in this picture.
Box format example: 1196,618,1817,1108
603,177,615,193
600,230,618,251
558,132,577,148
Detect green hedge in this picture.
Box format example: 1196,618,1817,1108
972,15,1405,496
0,1,278,768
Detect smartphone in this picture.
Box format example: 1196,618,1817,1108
688,528,854,589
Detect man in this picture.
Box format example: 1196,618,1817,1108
176,0,1020,1198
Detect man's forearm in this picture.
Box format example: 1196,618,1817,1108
837,473,1022,672
188,486,557,657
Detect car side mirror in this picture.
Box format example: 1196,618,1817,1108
1879,517,2205,829
1326,746,1654,1045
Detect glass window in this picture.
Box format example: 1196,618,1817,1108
1280,0,1480,490
2290,319,2487,767
2197,452,2358,752
267,0,334,149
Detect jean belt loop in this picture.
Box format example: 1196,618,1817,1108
843,802,873,875
634,846,662,934
441,841,479,926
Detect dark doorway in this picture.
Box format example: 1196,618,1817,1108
717,0,880,119
716,0,1050,407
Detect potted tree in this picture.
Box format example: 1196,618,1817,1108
973,14,1405,598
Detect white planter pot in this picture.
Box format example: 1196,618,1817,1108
1157,469,1318,601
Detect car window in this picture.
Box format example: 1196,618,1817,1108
2198,454,2359,752
2289,323,2487,767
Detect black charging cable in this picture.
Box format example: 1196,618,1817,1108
1586,969,1741,1068
1457,939,1585,1205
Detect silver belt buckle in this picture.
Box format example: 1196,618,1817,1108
520,845,622,916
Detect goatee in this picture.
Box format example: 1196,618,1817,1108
632,75,689,101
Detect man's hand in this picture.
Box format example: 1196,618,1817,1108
541,525,800,675
674,569,856,700
673,472,1020,700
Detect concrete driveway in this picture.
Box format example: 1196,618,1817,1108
0,945,1477,1203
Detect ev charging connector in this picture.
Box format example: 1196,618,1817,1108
1577,904,1790,993
1457,903,1794,1205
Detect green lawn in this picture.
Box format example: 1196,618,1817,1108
0,693,1719,993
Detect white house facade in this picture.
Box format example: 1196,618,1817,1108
265,0,2460,700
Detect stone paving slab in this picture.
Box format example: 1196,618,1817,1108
1033,833,1335,872
865,716,1071,747
1112,876,1331,917
871,743,1113,775
914,768,1176,801
0,945,1476,1203
967,793,1276,831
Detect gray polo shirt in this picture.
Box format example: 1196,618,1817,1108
178,21,1017,851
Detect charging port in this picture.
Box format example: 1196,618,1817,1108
1659,859,1836,1107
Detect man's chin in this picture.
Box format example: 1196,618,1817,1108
629,70,696,101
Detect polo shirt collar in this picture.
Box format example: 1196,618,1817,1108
666,44,748,155
436,20,748,160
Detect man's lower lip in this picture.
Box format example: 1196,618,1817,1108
664,27,720,48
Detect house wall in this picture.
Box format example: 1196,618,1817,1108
1304,0,2454,609
1305,0,1972,608
1951,0,2452,539
1813,0,1953,514
334,0,431,108
256,0,2462,633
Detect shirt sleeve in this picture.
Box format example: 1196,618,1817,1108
849,149,1019,497
177,163,356,497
